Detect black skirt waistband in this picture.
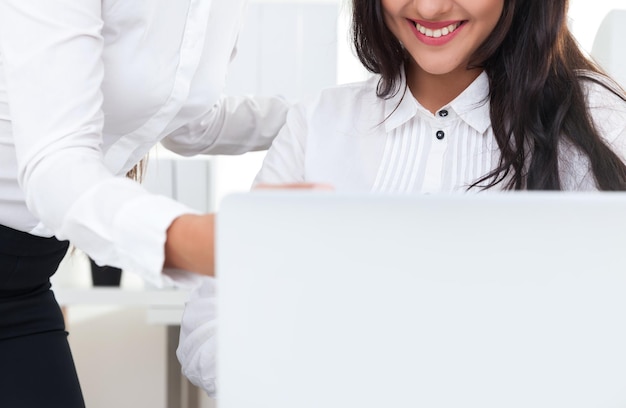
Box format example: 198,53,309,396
0,223,69,294
0,224,70,339
0,223,69,257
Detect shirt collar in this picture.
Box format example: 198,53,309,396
448,71,491,134
383,69,492,134
383,69,419,133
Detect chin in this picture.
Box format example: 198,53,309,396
410,53,468,77
415,62,460,77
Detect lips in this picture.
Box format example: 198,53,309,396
414,21,463,38
407,19,467,44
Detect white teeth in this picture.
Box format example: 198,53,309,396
415,22,461,38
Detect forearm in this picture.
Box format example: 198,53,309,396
165,213,215,276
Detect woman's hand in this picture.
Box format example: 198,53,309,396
163,184,333,275
164,213,215,276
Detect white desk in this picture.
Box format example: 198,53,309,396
55,287,188,323
55,287,198,408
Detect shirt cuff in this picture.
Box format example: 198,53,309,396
114,193,200,288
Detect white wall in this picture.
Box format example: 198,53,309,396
568,0,626,53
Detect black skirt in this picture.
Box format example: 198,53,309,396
0,224,85,408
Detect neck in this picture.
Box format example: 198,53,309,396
406,61,483,114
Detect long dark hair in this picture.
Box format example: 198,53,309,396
352,0,626,190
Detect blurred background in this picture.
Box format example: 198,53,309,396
51,1,626,407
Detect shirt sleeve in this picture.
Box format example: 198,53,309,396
177,277,219,397
559,78,626,191
0,0,196,287
161,94,291,156
252,103,308,186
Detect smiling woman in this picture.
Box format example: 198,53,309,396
348,0,626,189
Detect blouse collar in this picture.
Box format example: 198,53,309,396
383,68,492,134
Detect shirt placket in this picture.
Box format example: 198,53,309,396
422,109,450,193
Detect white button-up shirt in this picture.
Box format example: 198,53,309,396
0,0,288,286
254,71,626,191
178,70,626,395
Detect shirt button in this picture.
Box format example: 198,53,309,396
438,109,449,117
436,130,445,140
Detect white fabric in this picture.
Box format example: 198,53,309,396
178,276,219,395
0,0,289,286
177,71,626,396
254,71,626,191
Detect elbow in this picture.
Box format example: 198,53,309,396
19,145,107,232
160,137,203,157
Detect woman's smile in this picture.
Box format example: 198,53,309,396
408,19,466,45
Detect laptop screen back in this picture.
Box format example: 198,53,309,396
217,192,626,408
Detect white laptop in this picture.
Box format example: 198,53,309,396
217,192,626,408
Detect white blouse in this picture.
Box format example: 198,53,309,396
0,0,288,286
254,71,626,191
178,70,626,395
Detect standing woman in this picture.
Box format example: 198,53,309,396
0,0,288,406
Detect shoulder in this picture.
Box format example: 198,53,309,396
578,72,626,144
297,75,383,120
313,75,380,101
579,72,626,119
